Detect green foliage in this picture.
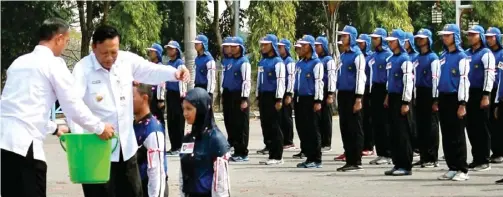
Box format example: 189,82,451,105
295,1,328,38
247,1,297,68
157,1,212,52
353,0,413,34
1,1,73,71
107,1,161,56
472,1,503,28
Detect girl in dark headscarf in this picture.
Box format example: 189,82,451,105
179,87,231,197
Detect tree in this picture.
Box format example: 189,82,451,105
247,1,297,67
1,1,73,89
408,0,455,53
472,1,503,28
295,1,328,39
107,1,161,57
76,1,115,58
352,0,414,33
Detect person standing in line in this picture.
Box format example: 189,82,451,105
193,34,216,95
434,24,470,181
224,37,251,162
256,34,286,165
315,36,337,153
356,33,375,157
494,50,503,184
164,40,188,156
382,29,414,176
411,29,441,168
333,25,366,172
292,40,307,159
132,83,169,197
278,38,297,151
69,25,189,196
365,28,394,165
221,37,236,150
1,18,115,197
485,27,503,164
405,32,420,157
464,25,496,171
146,43,167,131
294,35,324,168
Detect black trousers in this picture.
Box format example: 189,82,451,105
166,90,185,151
415,87,440,163
362,85,374,151
295,95,322,163
320,91,333,147
410,97,418,152
259,92,284,160
388,94,413,171
281,94,294,146
438,93,468,173
465,88,491,164
82,150,143,197
185,193,211,197
370,83,391,157
337,91,364,165
222,89,250,156
150,91,166,131
490,86,503,157
1,144,47,197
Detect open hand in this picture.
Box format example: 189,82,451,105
480,95,490,109
285,96,292,106
457,105,466,119
314,103,322,112
383,95,389,108
432,101,439,112
241,100,248,111
275,101,282,111
327,95,334,104
353,98,362,113
401,104,410,116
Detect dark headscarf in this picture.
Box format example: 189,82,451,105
184,87,215,139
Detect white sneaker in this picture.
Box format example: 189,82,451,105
452,171,469,181
259,159,284,165
437,170,457,180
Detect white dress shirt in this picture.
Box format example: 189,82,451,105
0,45,105,161
68,51,179,162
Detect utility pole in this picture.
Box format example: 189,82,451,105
184,0,197,89
455,0,473,28
234,0,240,36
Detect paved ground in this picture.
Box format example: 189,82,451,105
46,118,503,197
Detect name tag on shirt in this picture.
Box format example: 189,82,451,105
386,62,392,70
258,66,264,72
413,60,419,68
440,58,446,66
498,61,503,69
369,58,375,67
180,142,195,154
92,80,101,84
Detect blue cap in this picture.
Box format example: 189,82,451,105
164,40,182,58
297,35,318,59
279,39,292,57
146,43,164,60
438,24,461,35
259,34,280,57
414,28,434,49
385,29,407,52
486,27,502,49
466,25,487,47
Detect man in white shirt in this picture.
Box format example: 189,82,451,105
69,25,189,197
0,18,115,197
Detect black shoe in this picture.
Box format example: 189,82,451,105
336,164,363,172
412,161,423,167
256,147,269,155
468,162,477,169
292,152,305,159
490,156,503,164
496,178,503,184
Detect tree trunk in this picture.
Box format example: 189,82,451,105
101,1,110,25
213,0,223,111
77,1,89,58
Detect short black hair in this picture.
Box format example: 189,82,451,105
38,18,69,41
133,83,152,103
92,25,121,44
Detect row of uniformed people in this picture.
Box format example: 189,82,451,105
331,24,503,182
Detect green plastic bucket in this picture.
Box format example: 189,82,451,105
59,133,118,184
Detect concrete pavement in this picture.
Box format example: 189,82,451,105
45,118,503,197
